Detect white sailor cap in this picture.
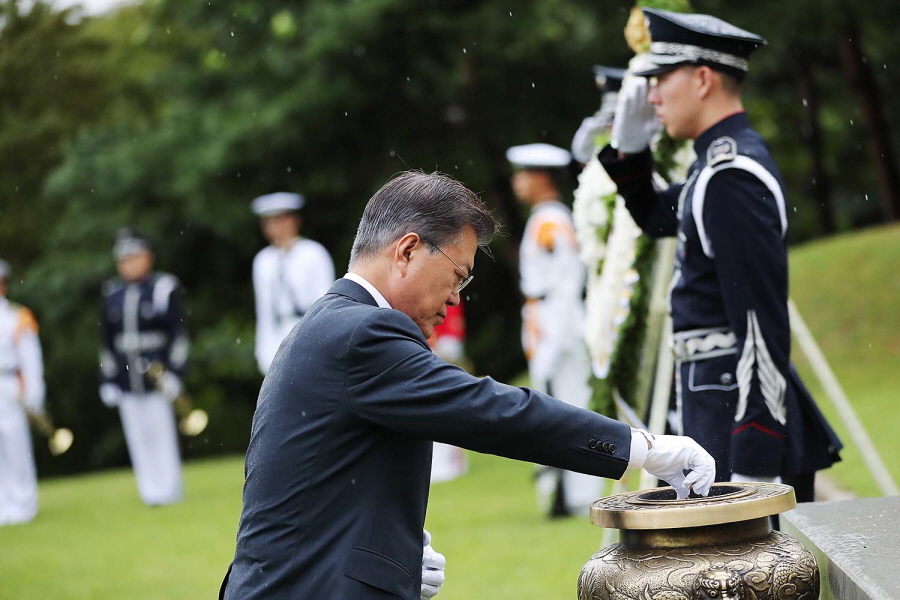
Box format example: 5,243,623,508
636,8,766,80
0,259,10,280
505,143,572,170
113,228,151,260
251,192,305,217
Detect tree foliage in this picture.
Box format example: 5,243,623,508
1,0,897,474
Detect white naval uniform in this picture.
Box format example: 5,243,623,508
0,298,45,525
520,200,600,515
253,238,335,375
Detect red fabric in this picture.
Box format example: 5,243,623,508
429,302,465,347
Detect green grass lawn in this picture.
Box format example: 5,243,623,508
789,223,900,497
0,452,628,600
2,225,896,599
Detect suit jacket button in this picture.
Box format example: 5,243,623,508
601,442,610,452
609,443,616,454
588,439,598,449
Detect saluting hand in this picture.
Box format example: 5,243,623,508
610,72,662,155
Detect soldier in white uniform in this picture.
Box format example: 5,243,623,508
251,193,336,375
506,144,601,517
99,230,187,506
0,259,46,525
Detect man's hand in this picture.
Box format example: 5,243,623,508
99,383,123,408
631,430,715,499
421,530,446,600
610,75,661,155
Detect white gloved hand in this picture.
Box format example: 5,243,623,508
610,74,662,154
571,116,604,164
157,371,182,401
421,530,446,600
636,430,715,499
99,383,123,408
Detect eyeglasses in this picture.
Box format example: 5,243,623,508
422,237,474,295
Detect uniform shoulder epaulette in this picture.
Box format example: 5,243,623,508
707,136,737,167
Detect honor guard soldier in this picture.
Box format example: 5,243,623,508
597,8,841,500
0,259,46,525
99,229,188,506
507,143,602,516
571,65,627,164
251,192,335,375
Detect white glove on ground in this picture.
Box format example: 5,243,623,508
157,371,182,401
610,75,662,154
421,530,446,600
629,429,715,499
99,383,123,408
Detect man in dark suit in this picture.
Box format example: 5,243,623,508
220,171,715,600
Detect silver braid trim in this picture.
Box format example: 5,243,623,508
650,42,749,72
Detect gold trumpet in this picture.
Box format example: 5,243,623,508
146,362,209,437
25,408,74,456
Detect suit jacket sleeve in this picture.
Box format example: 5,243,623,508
597,145,681,237
345,310,631,479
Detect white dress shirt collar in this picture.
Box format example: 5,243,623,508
343,273,392,309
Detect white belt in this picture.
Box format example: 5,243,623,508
672,327,737,362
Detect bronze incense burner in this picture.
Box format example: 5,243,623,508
578,483,819,600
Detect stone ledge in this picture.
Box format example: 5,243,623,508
781,496,900,600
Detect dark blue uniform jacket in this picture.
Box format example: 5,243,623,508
599,112,841,478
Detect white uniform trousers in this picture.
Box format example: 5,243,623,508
532,345,602,516
0,398,38,525
119,392,183,506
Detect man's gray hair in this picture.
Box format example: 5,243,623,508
350,171,499,265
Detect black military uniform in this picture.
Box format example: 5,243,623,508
598,8,841,499
100,260,188,394
99,229,188,506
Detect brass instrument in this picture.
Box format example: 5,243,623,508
25,408,74,456
146,362,209,437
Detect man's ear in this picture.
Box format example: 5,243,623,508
393,232,421,276
696,66,715,99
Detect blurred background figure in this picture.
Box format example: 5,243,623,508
571,65,627,165
99,229,188,506
506,143,602,517
251,192,335,375
428,301,469,483
0,259,46,526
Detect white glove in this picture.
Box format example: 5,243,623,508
571,116,604,164
610,74,662,154
99,383,123,408
633,430,715,499
157,371,182,401
421,530,446,600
